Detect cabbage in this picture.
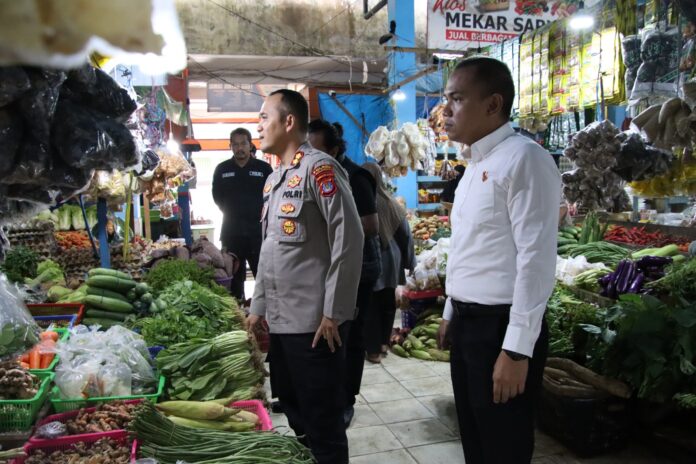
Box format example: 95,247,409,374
71,205,85,230
86,206,98,230
58,206,72,231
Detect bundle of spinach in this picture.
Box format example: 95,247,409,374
546,285,603,358
646,258,696,301
584,294,696,404
1,246,39,283
130,308,222,347
145,259,226,296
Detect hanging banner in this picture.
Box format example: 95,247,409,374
427,0,580,51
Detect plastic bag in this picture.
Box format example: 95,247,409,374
62,65,137,122
54,357,101,399
0,109,23,179
0,67,31,108
52,99,138,171
0,274,41,359
1,137,52,186
35,421,67,439
98,361,132,397
631,28,680,101
17,68,66,144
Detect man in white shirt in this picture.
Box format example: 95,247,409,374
437,57,561,463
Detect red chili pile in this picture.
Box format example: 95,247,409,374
604,225,691,252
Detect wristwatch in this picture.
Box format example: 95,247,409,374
503,349,529,361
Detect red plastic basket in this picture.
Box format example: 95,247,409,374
231,400,273,431
27,303,85,325
29,400,143,444
11,430,135,464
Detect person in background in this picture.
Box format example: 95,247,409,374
212,128,273,301
246,90,363,464
440,164,466,203
437,57,561,463
307,119,380,427
362,162,416,363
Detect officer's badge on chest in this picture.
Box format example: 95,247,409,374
287,175,302,188
282,219,297,235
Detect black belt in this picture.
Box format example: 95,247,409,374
452,300,511,317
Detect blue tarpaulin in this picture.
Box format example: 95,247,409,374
317,93,394,166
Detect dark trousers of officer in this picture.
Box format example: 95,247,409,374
269,323,350,464
344,281,374,407
364,287,397,355
223,237,261,301
449,301,548,464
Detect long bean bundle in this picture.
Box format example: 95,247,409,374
131,402,315,463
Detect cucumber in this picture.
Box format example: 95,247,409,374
560,232,577,240
86,286,129,302
84,295,134,313
560,226,579,236
82,317,122,329
135,283,150,297
557,238,577,246
88,268,132,280
85,308,128,322
86,275,136,294
557,244,577,254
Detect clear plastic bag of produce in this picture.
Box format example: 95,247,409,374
98,360,132,397
0,274,41,360
35,421,67,439
55,357,102,399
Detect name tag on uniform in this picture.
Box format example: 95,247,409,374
249,171,264,177
222,172,235,178
283,190,302,199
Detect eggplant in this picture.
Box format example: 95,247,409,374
609,260,628,298
627,272,645,293
636,256,672,269
618,261,636,295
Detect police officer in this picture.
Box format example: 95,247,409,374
212,128,272,301
246,90,363,464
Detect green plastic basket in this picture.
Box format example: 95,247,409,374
0,372,54,432
49,375,165,413
28,328,70,375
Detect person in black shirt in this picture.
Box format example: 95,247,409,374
440,164,466,203
308,120,380,428
213,128,273,301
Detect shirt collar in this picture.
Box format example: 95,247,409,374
469,123,515,163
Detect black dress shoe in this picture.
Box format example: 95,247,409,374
271,400,284,414
343,406,355,429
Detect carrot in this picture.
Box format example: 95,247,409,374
20,362,30,370
20,353,30,363
41,331,59,342
40,353,55,369
29,348,41,370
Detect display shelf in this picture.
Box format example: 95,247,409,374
417,176,446,183
417,203,441,211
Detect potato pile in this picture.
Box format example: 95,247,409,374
412,217,449,241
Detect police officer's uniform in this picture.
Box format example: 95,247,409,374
250,143,363,464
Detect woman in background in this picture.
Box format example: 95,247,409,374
362,162,416,363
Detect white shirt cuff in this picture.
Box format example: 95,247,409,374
502,324,537,358
443,297,453,321
249,302,266,318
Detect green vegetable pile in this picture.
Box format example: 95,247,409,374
582,293,696,404
157,331,265,401
24,259,65,288
131,402,314,464
145,259,225,295
546,284,603,359
646,258,696,301
131,280,243,346
1,247,39,283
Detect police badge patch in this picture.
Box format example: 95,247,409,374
291,151,305,167
282,219,297,235
312,164,338,198
263,182,272,194
280,203,296,214
287,175,301,188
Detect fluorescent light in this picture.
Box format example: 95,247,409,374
392,88,407,101
569,14,594,30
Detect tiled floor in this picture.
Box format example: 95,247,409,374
267,353,675,464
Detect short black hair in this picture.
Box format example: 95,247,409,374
308,119,346,155
270,89,309,133
454,57,515,119
230,128,252,144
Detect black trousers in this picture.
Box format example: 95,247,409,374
449,302,548,464
344,281,374,406
223,237,261,301
364,287,397,355
269,324,350,464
